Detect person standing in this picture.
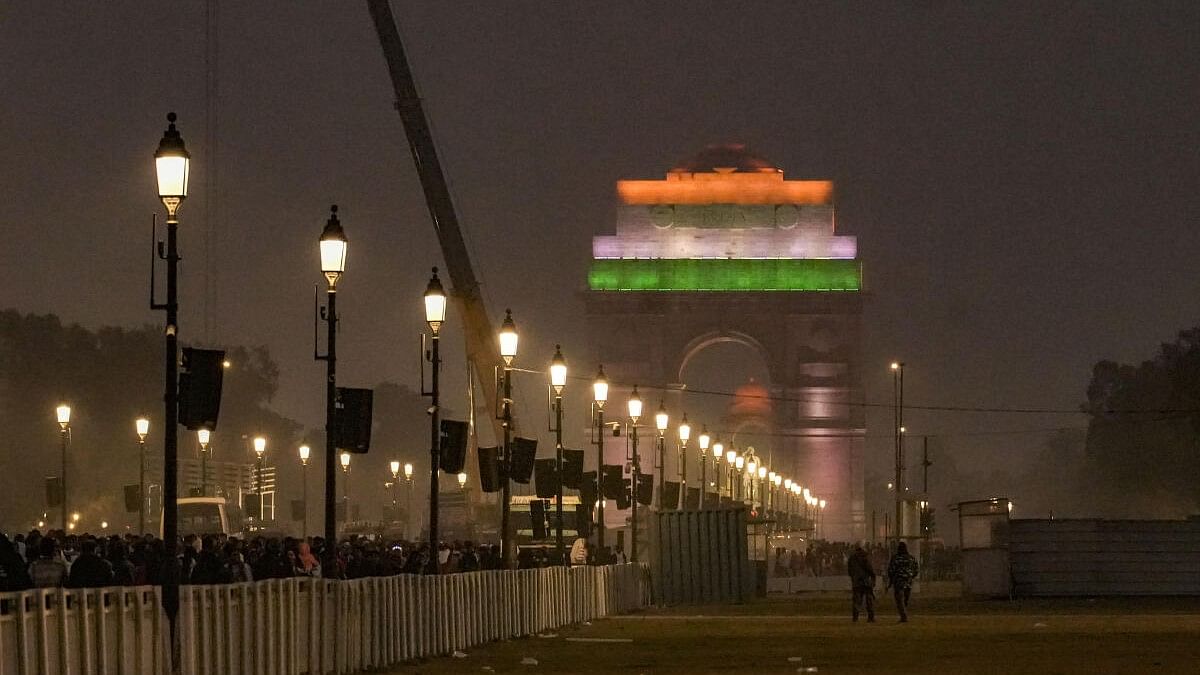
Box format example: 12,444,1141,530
847,544,876,622
886,542,920,622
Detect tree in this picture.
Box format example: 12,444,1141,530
1083,326,1200,517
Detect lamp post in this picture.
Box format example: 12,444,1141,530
316,205,347,570
711,439,723,506
892,361,905,548
390,460,401,522
697,427,710,509
678,415,691,510
725,448,736,500
403,462,414,539
757,466,767,512
746,457,757,506
423,268,446,574
549,345,567,564
299,445,311,538
152,114,189,642
655,402,668,509
135,417,149,534
734,455,745,501
56,404,71,531
498,309,519,568
254,436,267,522
197,428,211,497
627,386,643,562
340,451,352,523
592,365,609,554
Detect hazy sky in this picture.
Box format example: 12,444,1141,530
3,1,1199,503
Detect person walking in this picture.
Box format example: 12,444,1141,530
847,544,876,622
886,541,920,622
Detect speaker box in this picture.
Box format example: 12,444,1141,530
662,481,681,511
439,419,469,473
45,476,63,508
562,449,584,489
574,503,592,538
509,437,537,484
530,499,548,539
580,471,597,509
179,347,225,431
334,387,373,453
123,484,141,513
534,458,559,498
600,465,624,500
615,479,631,510
636,474,653,506
477,446,501,493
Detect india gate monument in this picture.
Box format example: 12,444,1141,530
586,144,866,542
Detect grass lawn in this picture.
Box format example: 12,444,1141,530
383,585,1200,674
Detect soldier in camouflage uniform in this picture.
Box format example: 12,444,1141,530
886,541,920,622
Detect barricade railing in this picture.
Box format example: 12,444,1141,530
0,563,649,675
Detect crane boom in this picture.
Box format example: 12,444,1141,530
366,0,506,445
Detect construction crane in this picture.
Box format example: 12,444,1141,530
364,2,509,450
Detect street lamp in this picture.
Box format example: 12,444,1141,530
339,451,352,527
403,461,414,539
56,404,71,531
153,113,190,638
550,345,568,564
757,465,767,510
725,448,737,499
628,385,643,562
135,417,150,534
457,472,467,490
712,439,724,502
678,414,691,510
892,360,905,548
734,455,745,500
697,427,710,509
253,436,267,522
655,401,668,510
197,428,211,497
592,365,608,554
316,204,348,574
498,309,519,568
423,267,446,574
299,445,311,538
389,460,401,524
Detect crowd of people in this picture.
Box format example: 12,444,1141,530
0,529,607,592
772,539,960,580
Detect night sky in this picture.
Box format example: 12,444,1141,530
3,2,1199,513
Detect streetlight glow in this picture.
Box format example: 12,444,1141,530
423,267,447,334
593,365,608,407
154,112,190,206
56,404,71,429
319,205,348,288
135,417,150,440
457,472,467,489
253,436,266,458
627,385,643,422
726,449,736,464
340,451,351,471
298,445,311,465
757,466,767,479
550,344,567,394
655,402,668,433
712,440,724,459
498,309,518,365
678,414,691,443
698,426,710,452
197,428,211,449
403,462,413,481
390,460,401,478
735,456,745,470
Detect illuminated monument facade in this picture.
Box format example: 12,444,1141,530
585,144,865,541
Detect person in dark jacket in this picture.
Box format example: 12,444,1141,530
67,539,114,588
847,544,876,622
0,534,33,591
886,542,920,622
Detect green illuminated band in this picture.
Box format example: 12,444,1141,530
588,258,861,292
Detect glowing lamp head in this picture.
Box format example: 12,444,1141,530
655,402,668,433
746,459,757,475
735,456,745,470
424,267,447,333
592,365,608,407
726,449,737,465
627,385,643,422
784,478,792,490
890,361,901,371
678,414,691,444
340,451,351,471
253,436,266,458
773,474,782,487
56,404,71,429
390,460,401,477
803,487,812,500
319,205,348,288
1007,501,1014,513
712,440,724,460
498,309,518,365
71,512,80,523
155,112,190,206
403,462,413,480
101,520,108,529
768,470,777,483
298,444,311,465
819,499,826,509
757,466,767,479
457,472,467,489
197,428,211,449
135,417,150,440
550,344,567,394
698,426,710,451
